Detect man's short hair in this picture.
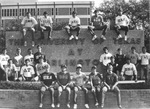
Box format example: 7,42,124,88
26,12,30,15
131,46,136,50
25,59,30,62
28,48,32,51
8,59,12,62
103,47,108,51
117,48,122,51
43,11,48,15
37,45,42,48
94,10,99,13
72,11,77,15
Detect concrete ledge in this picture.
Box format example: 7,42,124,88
0,89,150,109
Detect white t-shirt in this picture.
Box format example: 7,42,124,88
121,63,137,76
115,14,129,26
20,65,35,77
139,52,150,65
5,64,17,77
21,17,38,27
69,16,80,26
24,54,34,66
40,16,53,27
73,72,87,86
0,54,10,68
36,62,50,75
100,53,113,66
13,54,23,71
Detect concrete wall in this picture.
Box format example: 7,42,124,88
5,30,144,73
0,89,150,109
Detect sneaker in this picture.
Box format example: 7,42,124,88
118,105,122,109
32,41,35,47
48,36,52,39
75,36,79,40
69,35,74,40
124,35,128,41
101,35,106,40
92,35,97,41
24,41,27,46
39,103,43,108
100,105,104,109
67,103,70,108
85,104,89,109
51,103,55,108
57,103,60,108
117,34,122,40
95,102,99,106
73,104,77,109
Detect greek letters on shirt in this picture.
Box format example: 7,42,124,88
118,17,126,23
58,74,68,79
37,64,48,71
104,56,110,60
124,67,133,71
43,75,52,80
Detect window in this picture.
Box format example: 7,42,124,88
10,9,12,16
52,8,53,15
4,9,6,16
7,9,9,16
2,9,4,16
56,8,58,15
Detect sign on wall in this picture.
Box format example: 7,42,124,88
6,30,144,73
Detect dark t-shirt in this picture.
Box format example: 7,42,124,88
89,72,102,87
115,54,126,71
91,15,103,27
57,72,71,86
108,62,118,74
104,73,118,86
40,72,56,87
34,52,46,64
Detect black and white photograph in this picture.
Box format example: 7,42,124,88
0,0,149,109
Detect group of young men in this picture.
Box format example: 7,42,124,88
21,8,130,46
0,44,149,109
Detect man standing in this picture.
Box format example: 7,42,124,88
101,64,122,109
34,45,46,65
5,59,17,81
13,48,23,79
72,64,89,109
100,47,113,78
139,47,150,82
56,64,71,108
39,11,53,39
65,11,80,40
21,12,38,46
115,8,130,41
115,48,126,75
88,10,107,41
0,48,10,80
24,48,34,66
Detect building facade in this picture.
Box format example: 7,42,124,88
0,1,94,29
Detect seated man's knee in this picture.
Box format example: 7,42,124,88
49,87,55,92
41,86,46,92
23,28,26,32
74,87,79,92
65,25,70,30
58,86,63,92
102,87,107,93
97,87,101,92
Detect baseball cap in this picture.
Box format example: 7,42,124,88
76,64,82,68
60,64,67,68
